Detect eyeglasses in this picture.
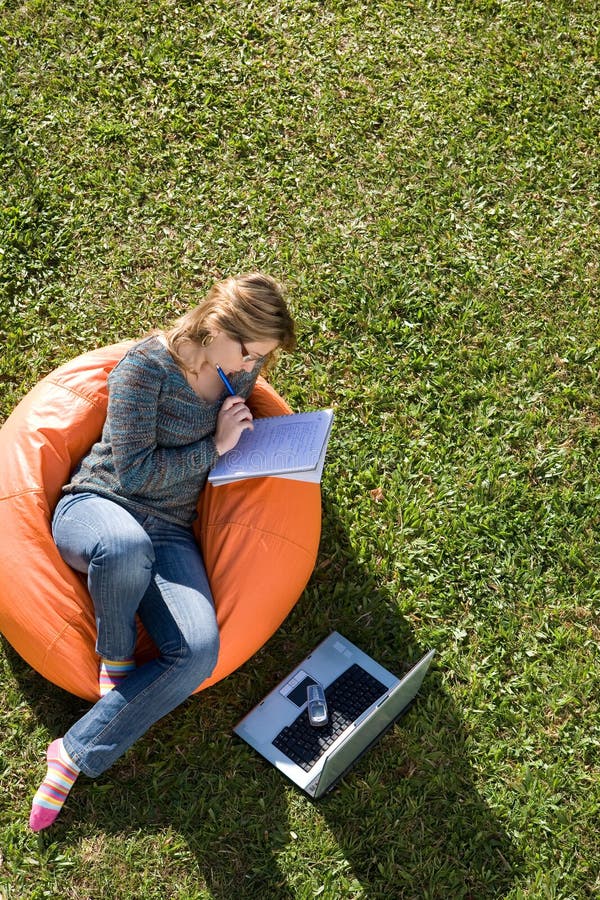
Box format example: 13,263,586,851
239,339,266,364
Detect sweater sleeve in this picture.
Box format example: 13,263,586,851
107,350,219,496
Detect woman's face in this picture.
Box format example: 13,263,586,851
200,331,279,375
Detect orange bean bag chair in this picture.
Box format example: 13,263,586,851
0,342,321,701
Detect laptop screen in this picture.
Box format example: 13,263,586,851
312,650,436,798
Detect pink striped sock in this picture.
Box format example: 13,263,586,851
29,739,79,831
99,657,136,697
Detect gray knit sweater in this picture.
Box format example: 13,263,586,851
64,336,260,526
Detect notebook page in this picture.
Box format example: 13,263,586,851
209,409,333,482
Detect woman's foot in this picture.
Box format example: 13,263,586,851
99,657,136,696
29,739,79,831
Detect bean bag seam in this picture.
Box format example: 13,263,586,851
0,487,45,502
203,519,317,556
45,379,106,409
42,615,88,674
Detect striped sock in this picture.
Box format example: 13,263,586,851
99,657,136,697
29,739,80,831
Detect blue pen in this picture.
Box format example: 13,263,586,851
216,364,236,396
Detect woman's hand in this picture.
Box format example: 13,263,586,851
214,395,254,455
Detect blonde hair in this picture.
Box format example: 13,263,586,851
164,273,296,370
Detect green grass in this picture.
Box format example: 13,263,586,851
1,0,599,897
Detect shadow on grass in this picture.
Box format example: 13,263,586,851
5,498,522,899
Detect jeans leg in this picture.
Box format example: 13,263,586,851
62,515,219,777
52,493,154,659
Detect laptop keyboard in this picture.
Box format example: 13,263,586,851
272,664,387,772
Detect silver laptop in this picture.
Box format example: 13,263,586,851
234,631,435,799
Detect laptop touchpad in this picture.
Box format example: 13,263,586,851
280,670,318,707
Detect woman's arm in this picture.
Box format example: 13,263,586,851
107,350,219,497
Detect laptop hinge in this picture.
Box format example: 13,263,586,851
305,775,320,797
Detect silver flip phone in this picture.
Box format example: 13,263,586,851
307,683,329,726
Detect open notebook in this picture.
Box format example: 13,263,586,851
234,632,435,798
208,409,334,485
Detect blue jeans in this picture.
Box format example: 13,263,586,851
52,492,219,778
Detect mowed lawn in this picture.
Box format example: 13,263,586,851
0,1,598,898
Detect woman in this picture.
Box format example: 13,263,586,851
29,272,296,830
